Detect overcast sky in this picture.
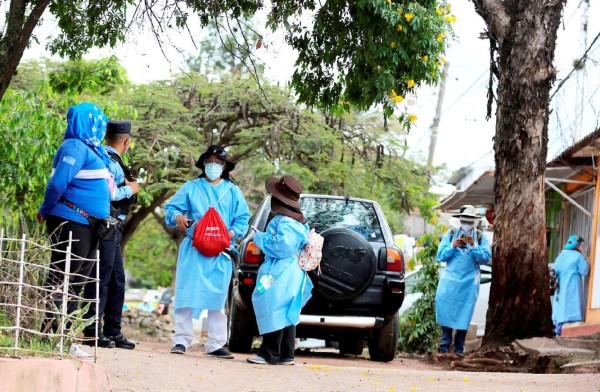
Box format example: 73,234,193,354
13,1,600,192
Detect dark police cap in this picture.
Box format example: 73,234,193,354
107,120,132,134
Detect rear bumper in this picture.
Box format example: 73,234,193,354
299,315,384,329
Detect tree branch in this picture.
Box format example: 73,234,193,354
0,0,51,99
471,0,510,40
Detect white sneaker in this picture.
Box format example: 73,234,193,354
69,343,94,361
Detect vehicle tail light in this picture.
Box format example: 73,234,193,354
242,277,255,285
244,241,262,264
386,248,404,272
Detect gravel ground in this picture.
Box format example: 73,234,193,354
96,340,599,392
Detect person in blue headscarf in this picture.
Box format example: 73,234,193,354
246,175,312,366
37,102,111,360
551,235,590,336
435,205,492,355
166,145,250,359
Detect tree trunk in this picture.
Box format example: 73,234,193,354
0,0,50,100
121,192,171,249
473,0,564,345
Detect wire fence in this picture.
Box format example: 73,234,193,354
0,228,100,362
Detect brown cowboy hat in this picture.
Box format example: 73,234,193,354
266,175,307,223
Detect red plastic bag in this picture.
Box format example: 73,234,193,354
192,207,230,257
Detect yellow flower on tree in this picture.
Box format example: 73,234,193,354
446,14,457,23
423,55,429,61
387,0,391,3
391,41,396,48
446,4,452,12
389,90,404,104
408,114,417,122
377,65,381,70
397,24,403,32
435,8,442,15
437,32,445,42
405,13,414,22
407,79,415,88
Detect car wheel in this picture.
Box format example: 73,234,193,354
227,297,255,353
339,337,365,356
368,313,399,362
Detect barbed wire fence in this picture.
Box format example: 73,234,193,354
0,228,100,362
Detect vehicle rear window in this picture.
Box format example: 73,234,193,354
301,197,384,242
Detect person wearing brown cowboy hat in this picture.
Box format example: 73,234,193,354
435,205,491,355
165,145,250,358
246,175,313,365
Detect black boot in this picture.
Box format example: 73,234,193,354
107,334,136,350
83,335,116,348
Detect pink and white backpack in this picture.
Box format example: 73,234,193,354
298,228,324,273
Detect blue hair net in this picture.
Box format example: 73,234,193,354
564,235,583,250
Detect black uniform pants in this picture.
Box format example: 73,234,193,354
43,216,99,332
257,325,296,365
83,227,125,337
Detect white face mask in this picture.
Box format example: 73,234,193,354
205,163,224,181
460,221,475,232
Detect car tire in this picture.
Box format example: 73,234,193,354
368,313,399,362
339,337,365,356
312,227,376,301
227,298,255,353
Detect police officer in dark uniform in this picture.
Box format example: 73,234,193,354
83,120,139,349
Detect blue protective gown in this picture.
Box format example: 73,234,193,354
165,178,250,318
551,250,590,324
435,228,492,330
251,215,313,335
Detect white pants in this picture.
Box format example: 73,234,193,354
172,307,227,353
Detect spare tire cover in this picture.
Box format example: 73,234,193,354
310,227,376,301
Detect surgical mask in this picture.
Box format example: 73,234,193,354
205,163,223,181
460,223,474,232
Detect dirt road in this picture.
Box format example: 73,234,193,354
96,341,599,392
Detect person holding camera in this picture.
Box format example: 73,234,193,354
435,205,491,355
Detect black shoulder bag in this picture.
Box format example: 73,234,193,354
60,198,121,240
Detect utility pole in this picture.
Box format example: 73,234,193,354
574,0,590,141
427,61,449,170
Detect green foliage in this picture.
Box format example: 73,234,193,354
0,59,134,222
48,57,130,95
397,223,446,354
273,1,453,119
0,87,71,220
48,0,132,58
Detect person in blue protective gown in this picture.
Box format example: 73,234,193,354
36,102,111,360
435,205,491,355
165,145,250,358
552,235,590,336
246,175,312,366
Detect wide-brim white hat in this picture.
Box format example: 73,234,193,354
452,205,480,219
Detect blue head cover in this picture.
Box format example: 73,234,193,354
564,235,583,250
64,102,110,166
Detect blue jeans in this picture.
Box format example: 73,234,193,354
439,326,467,354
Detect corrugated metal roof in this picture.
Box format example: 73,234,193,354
547,128,600,167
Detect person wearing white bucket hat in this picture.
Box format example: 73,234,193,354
435,205,492,355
